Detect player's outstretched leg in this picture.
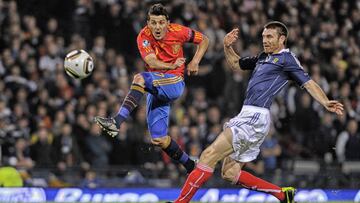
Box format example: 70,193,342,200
221,157,296,203
174,128,234,203
95,73,145,136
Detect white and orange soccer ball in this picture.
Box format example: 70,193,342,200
64,49,94,79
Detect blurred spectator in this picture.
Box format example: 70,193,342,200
314,112,338,160
261,126,281,172
85,123,112,168
73,0,93,44
8,138,34,170
30,127,54,167
207,105,221,127
191,88,208,111
52,124,86,170
110,122,134,165
80,170,101,188
39,42,62,74
291,92,320,157
336,119,360,163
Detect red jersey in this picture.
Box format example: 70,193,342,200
137,23,204,77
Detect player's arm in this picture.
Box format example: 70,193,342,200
304,80,344,115
189,35,209,66
224,29,241,70
137,33,184,70
224,28,257,71
285,53,344,115
144,54,185,70
187,31,209,75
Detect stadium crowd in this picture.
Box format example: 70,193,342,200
0,0,359,188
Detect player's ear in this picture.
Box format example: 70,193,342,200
279,35,286,45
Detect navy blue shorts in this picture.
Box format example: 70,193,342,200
141,72,184,138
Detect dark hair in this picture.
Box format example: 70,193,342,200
264,21,288,45
147,3,169,21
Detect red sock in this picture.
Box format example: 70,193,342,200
236,170,284,201
175,164,213,203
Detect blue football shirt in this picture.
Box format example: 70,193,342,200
239,49,310,109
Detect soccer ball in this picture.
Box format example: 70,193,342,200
64,49,94,79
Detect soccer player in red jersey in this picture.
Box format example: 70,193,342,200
95,4,209,173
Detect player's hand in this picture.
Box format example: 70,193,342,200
224,28,239,47
187,60,199,76
170,57,186,69
324,100,344,116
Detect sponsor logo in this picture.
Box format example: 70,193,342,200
54,188,159,202
0,188,356,202
200,189,277,202
200,189,329,202
354,190,360,202
0,188,46,202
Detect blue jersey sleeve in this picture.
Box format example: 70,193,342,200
238,52,266,70
284,53,311,87
239,56,257,70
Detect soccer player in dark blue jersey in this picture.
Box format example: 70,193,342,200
172,21,344,203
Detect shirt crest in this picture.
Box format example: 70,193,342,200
172,44,181,55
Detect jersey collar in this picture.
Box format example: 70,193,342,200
278,48,289,53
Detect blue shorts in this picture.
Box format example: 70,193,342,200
141,72,185,138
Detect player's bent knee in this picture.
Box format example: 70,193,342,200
151,138,162,146
151,137,168,148
221,167,238,183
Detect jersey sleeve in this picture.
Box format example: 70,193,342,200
238,52,265,70
239,56,258,70
178,25,203,44
137,32,155,60
284,53,311,87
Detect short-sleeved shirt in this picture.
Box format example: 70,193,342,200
239,49,311,109
137,23,203,77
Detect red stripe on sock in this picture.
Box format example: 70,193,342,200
237,171,284,201
175,165,213,203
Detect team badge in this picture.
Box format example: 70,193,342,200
273,58,279,63
142,40,150,47
172,44,181,54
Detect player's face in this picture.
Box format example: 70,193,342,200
147,15,169,40
262,28,284,54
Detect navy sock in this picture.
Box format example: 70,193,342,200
163,139,195,173
114,84,144,128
